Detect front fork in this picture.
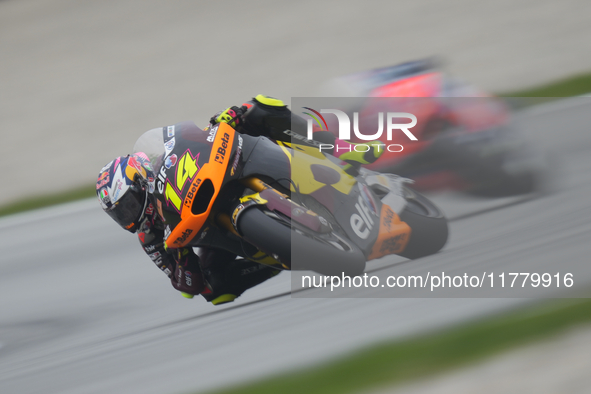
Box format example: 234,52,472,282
212,178,277,239
230,177,331,235
213,177,330,269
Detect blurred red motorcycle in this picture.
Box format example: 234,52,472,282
322,59,548,197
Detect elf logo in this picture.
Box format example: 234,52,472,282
350,195,375,239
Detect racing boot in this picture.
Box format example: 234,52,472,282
198,249,281,305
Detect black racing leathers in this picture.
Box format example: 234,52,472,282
137,202,205,295
137,202,279,303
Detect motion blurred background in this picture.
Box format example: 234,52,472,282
2,0,591,206
1,1,591,394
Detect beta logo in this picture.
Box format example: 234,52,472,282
184,178,202,208
214,133,230,164
303,107,418,153
174,228,193,245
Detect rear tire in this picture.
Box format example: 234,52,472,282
398,187,449,259
237,208,366,276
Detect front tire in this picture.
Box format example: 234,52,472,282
398,187,449,259
237,207,366,276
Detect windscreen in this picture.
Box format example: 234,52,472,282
133,127,165,166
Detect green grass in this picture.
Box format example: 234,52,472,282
497,71,591,108
0,184,96,217
206,298,591,394
499,71,591,97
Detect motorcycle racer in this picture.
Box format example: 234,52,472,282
97,153,279,305
96,95,384,305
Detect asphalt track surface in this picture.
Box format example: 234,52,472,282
2,1,591,393
1,99,591,394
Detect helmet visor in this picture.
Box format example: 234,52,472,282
105,186,147,231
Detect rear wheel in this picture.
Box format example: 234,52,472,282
398,187,449,259
237,207,366,276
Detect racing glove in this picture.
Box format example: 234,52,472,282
210,106,248,128
170,248,206,296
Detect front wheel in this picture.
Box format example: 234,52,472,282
237,207,366,276
398,187,449,259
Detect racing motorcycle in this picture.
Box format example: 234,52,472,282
321,58,549,197
136,121,448,276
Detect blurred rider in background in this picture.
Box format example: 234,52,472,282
96,95,384,305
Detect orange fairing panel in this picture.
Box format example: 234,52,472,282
166,123,235,249
367,204,411,260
